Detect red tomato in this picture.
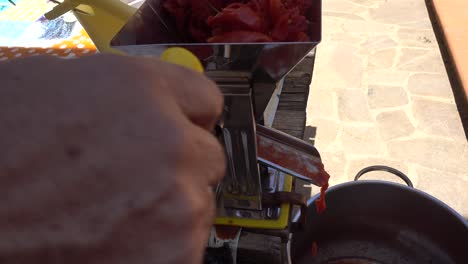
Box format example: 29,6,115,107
274,0,286,20
207,3,265,33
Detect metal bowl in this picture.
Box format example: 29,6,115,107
291,166,468,264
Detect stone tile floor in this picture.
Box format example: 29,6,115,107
305,0,468,216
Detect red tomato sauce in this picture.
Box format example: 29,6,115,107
315,183,328,214
310,241,318,257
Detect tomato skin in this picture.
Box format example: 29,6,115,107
207,3,265,33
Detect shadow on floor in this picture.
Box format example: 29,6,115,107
425,0,468,139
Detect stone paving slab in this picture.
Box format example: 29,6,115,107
306,0,468,217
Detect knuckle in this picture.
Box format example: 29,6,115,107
192,131,226,183
203,77,224,116
163,121,189,159
210,137,226,178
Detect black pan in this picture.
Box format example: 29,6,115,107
291,166,468,264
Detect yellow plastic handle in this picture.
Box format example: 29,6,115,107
44,0,80,20
160,48,204,73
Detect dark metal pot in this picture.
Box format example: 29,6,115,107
291,166,468,264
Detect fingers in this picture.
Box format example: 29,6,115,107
179,120,226,186
141,57,224,131
63,54,223,131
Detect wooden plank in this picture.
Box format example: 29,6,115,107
274,53,316,139
276,129,304,139
283,80,311,91
281,86,309,94
277,104,306,112
272,111,306,131
272,121,305,131
274,110,307,120
278,100,307,111
237,232,283,264
279,93,308,102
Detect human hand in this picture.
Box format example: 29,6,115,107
0,54,225,264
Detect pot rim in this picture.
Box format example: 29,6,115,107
294,180,467,226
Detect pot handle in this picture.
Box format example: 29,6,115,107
354,165,414,188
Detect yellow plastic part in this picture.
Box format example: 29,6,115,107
45,0,137,54
160,48,205,73
215,175,294,229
